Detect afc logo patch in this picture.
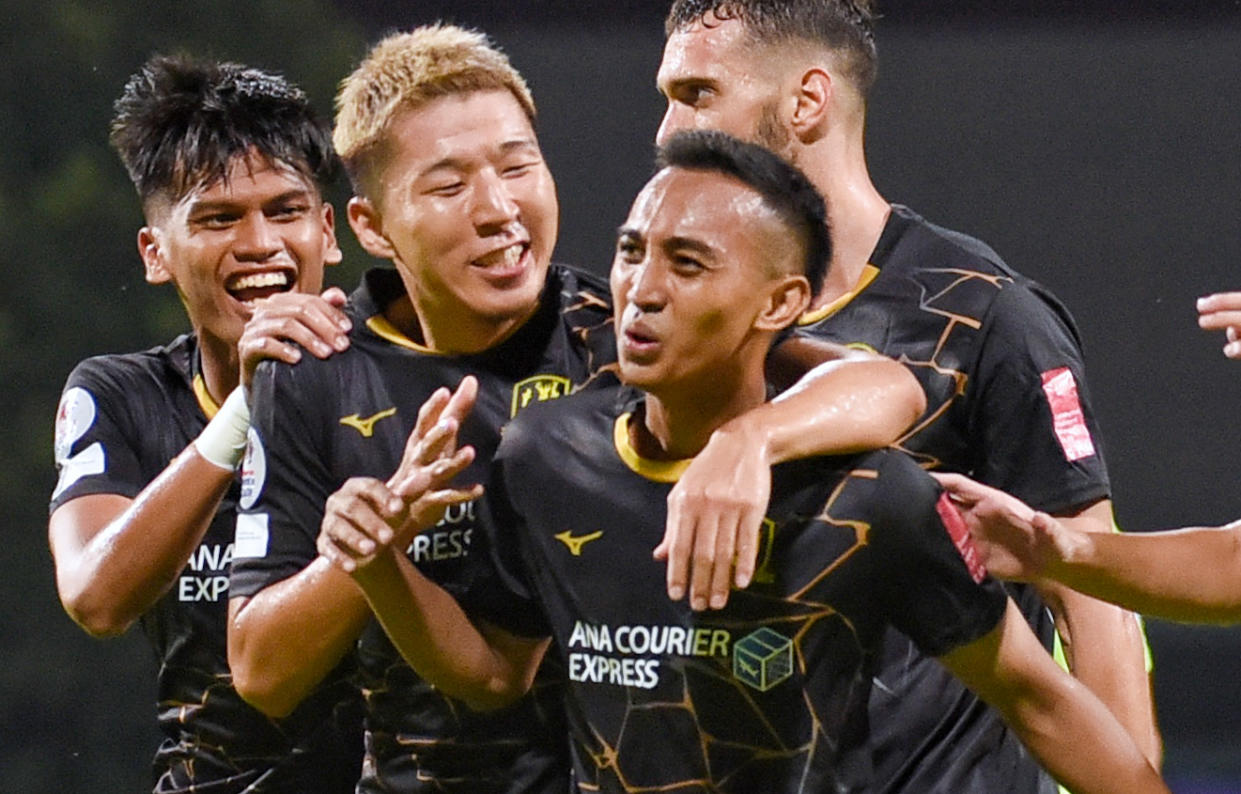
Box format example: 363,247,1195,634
511,374,571,417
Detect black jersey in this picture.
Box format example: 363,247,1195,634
230,265,617,793
796,204,1110,793
465,389,1010,794
49,335,361,794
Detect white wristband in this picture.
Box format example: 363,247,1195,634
193,387,251,470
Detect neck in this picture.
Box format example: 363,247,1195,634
388,285,538,356
798,122,891,309
197,333,240,404
635,357,768,460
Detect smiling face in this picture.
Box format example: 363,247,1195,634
351,89,558,350
610,166,806,397
139,151,340,349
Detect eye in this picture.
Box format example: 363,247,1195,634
426,182,466,197
675,83,713,108
672,255,706,274
615,237,643,263
268,203,310,220
196,213,239,229
501,160,539,179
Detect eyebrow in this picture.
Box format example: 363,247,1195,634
186,188,314,214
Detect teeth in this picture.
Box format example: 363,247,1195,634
228,271,290,291
475,244,523,268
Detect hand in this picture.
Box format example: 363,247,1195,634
389,376,479,496
655,420,771,611
317,476,409,574
932,472,1070,582
1197,291,1241,359
238,287,352,389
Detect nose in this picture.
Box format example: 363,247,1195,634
473,169,521,232
233,212,281,262
655,104,689,148
625,260,667,314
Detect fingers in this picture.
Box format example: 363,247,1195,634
390,445,476,499
238,292,353,387
319,478,405,573
930,472,984,505
732,503,765,590
320,286,349,308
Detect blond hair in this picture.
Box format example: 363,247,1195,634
334,24,536,197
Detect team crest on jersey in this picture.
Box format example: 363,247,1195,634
239,427,266,510
511,374,571,417
733,627,793,692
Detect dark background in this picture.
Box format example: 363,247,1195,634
3,2,1240,791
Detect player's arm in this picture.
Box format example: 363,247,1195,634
50,386,250,636
1036,500,1162,767
317,380,545,711
939,472,1241,623
658,335,924,610
228,379,479,718
50,290,352,638
1197,290,1241,359
940,599,1169,794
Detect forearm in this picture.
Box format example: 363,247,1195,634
748,354,924,463
1035,503,1160,768
946,601,1168,794
50,450,233,636
227,557,371,717
352,549,538,711
1054,522,1241,624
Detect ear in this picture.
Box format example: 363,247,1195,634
755,274,812,332
789,67,832,141
320,202,343,266
138,227,171,285
347,196,396,261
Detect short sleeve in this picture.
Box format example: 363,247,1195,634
868,452,1009,659
50,361,149,511
457,432,550,640
967,283,1111,514
229,359,334,598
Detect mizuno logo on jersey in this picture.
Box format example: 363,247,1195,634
511,375,571,417
555,530,603,556
339,407,398,437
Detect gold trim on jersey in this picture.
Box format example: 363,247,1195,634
798,264,881,325
613,411,692,483
191,373,221,420
366,314,442,354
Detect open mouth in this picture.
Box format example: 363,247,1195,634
471,243,529,278
225,270,295,303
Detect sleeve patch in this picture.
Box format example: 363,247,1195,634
233,512,270,559
51,442,105,501
238,427,267,510
54,386,97,463
1040,367,1097,462
935,492,987,584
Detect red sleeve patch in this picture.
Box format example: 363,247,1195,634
1040,367,1097,462
935,492,987,584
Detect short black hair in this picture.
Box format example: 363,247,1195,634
665,0,878,96
656,129,829,298
109,54,337,210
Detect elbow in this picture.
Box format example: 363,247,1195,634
458,677,529,713
58,585,136,639
230,658,299,719
886,362,926,429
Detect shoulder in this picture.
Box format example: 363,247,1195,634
887,205,1012,276
63,335,191,401
501,386,622,459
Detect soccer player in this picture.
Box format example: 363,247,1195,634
48,55,361,793
318,130,1170,794
653,0,1160,788
226,25,924,794
1198,290,1241,359
936,472,1241,625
